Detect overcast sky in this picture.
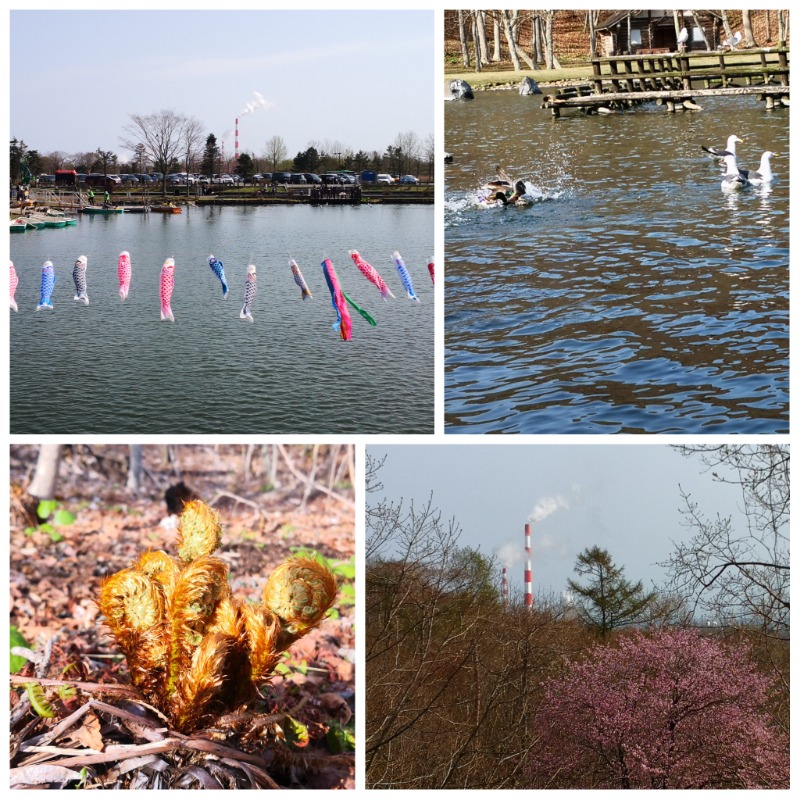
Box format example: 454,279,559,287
9,8,433,163
367,445,751,600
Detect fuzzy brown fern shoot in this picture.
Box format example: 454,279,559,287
98,500,337,732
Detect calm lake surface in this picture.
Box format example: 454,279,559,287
11,205,433,434
445,92,789,434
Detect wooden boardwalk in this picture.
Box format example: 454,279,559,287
543,47,789,116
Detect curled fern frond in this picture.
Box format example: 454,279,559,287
97,500,339,733
176,500,223,563
262,556,338,646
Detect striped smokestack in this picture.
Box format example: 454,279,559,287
502,566,509,610
235,118,239,161
524,522,532,610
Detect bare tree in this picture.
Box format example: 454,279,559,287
262,135,287,171
127,445,143,494
475,11,490,65
665,445,789,638
501,10,522,71
688,11,710,49
120,110,203,193
720,9,735,42
742,10,757,47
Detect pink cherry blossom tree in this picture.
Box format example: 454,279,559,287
526,629,789,789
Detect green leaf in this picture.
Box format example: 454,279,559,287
53,509,76,526
283,715,310,748
26,682,55,718
331,557,355,580
326,723,356,753
58,685,77,701
36,499,57,519
23,527,37,537
327,608,341,620
10,626,30,673
274,662,291,676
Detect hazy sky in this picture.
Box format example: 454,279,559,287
367,445,751,600
9,8,433,163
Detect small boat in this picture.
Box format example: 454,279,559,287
151,204,182,214
10,219,28,233
45,209,77,225
81,205,124,214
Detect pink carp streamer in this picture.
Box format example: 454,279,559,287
160,258,175,322
118,251,131,300
427,257,435,285
322,258,352,341
348,249,395,301
10,260,19,311
289,258,313,300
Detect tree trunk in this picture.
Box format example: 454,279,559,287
532,14,543,65
475,11,490,65
127,445,142,494
673,10,682,39
720,10,735,42
457,10,470,68
492,13,502,62
689,11,710,50
778,10,787,44
502,10,522,71
29,445,62,500
742,10,757,47
545,11,556,70
471,15,482,72
588,10,598,59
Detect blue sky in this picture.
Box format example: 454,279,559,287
367,444,751,600
10,9,433,163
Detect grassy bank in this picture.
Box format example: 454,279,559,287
445,65,593,90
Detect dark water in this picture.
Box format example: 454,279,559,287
445,92,789,434
11,205,433,434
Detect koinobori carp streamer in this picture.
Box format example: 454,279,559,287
72,255,89,304
348,249,395,301
208,255,229,299
428,257,435,285
240,264,257,322
36,261,56,311
10,260,18,312
118,251,131,300
289,258,313,300
392,250,420,302
322,258,352,341
160,258,175,322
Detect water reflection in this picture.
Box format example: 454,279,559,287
445,94,788,434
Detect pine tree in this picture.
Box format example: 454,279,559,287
567,546,655,637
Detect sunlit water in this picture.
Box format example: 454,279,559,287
445,92,789,434
11,205,433,434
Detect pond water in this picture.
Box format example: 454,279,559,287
445,92,789,434
10,204,434,434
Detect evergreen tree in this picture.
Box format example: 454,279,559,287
567,546,656,637
201,133,220,178
235,152,255,181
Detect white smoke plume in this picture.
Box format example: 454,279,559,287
528,494,569,523
240,91,275,116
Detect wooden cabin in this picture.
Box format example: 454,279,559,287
596,10,725,56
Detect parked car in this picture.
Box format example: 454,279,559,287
85,173,121,187
38,174,55,184
399,175,420,184
271,172,291,184
150,173,164,181
135,173,155,184
338,174,357,184
290,173,307,184
303,173,322,184
120,174,140,184
196,175,210,185
376,173,395,185
320,173,342,184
